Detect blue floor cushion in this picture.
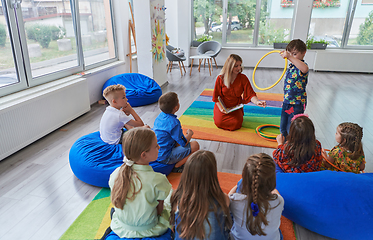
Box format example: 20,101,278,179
69,132,175,188
276,170,373,240
105,229,172,240
103,73,162,107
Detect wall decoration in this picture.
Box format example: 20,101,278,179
151,20,165,62
150,0,166,62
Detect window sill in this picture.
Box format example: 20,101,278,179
74,60,125,77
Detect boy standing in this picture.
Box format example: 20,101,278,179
279,39,309,139
100,84,145,144
153,92,199,172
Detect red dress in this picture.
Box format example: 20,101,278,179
212,73,256,131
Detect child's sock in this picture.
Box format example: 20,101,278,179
172,165,185,173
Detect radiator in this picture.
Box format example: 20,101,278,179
314,50,373,73
0,77,91,161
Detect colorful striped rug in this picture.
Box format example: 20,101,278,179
60,172,296,240
180,89,283,149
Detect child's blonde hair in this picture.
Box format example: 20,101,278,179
170,150,232,239
111,128,155,209
241,153,278,236
103,84,126,102
219,54,243,88
338,122,364,160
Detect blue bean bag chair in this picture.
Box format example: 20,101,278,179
69,131,175,188
103,73,162,107
276,171,373,240
105,229,172,240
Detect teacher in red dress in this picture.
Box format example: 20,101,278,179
213,54,266,131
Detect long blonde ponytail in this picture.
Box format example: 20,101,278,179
111,128,156,209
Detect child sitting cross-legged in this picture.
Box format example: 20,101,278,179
273,114,323,173
170,150,232,240
103,128,172,240
100,84,146,145
153,92,199,172
229,153,284,240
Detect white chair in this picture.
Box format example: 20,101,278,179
197,41,222,69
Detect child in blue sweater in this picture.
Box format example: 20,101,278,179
153,92,199,172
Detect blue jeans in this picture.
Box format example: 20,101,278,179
158,143,191,165
174,210,229,240
280,103,305,139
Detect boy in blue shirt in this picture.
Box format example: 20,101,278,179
153,92,200,172
279,39,309,140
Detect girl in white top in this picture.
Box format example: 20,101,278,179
229,153,284,240
108,128,172,239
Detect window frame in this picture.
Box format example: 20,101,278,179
0,0,118,97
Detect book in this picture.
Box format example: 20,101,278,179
218,96,244,113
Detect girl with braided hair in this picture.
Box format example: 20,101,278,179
322,122,365,173
105,128,172,240
229,153,284,240
170,150,232,240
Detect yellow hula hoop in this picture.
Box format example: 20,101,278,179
252,50,288,91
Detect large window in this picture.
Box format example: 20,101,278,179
348,0,373,46
307,0,373,48
258,0,294,45
193,0,223,43
193,0,295,46
193,0,373,49
308,0,350,48
0,0,117,97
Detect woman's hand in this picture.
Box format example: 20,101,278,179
216,102,227,114
256,100,266,108
251,96,266,108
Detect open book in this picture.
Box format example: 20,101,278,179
218,96,244,114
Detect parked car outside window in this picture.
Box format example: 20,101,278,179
210,21,243,32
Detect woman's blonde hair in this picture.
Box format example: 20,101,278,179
338,122,364,160
170,150,232,239
241,153,278,236
111,128,156,209
219,54,243,88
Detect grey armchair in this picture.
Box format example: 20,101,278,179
166,45,186,76
197,41,222,69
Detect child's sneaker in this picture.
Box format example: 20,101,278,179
172,165,184,173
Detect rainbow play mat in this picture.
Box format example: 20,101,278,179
180,89,283,148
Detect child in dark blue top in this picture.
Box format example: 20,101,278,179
153,92,200,172
279,39,309,140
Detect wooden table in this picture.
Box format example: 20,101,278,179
189,54,213,76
